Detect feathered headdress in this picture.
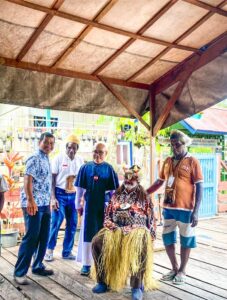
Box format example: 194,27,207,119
123,164,141,181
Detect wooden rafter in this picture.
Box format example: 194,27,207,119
153,80,190,136
149,86,156,137
16,0,65,61
6,0,197,52
152,32,227,96
151,34,227,135
52,0,118,68
153,55,201,136
93,0,179,75
127,0,227,82
127,48,171,82
183,0,227,17
93,39,135,75
175,0,227,44
149,87,156,188
98,76,151,131
0,56,149,90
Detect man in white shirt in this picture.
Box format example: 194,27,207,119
0,173,8,283
44,134,84,261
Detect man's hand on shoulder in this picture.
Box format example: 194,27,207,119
27,198,38,216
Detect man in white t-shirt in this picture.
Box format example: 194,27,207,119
0,173,8,283
44,134,84,261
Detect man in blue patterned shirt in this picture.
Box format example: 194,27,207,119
14,132,55,285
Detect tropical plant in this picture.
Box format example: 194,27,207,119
0,152,24,230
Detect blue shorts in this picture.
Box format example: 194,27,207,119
162,208,196,248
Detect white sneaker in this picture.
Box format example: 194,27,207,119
14,276,29,285
44,251,54,262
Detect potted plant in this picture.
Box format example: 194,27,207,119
0,152,24,247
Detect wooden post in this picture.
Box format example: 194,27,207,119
149,86,156,185
149,87,156,208
150,136,156,185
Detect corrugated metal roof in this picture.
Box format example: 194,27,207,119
181,107,227,135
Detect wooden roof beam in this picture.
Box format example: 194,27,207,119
152,31,227,134
174,0,226,43
149,86,156,137
93,0,179,75
152,32,227,96
98,76,150,131
183,0,227,17
6,0,197,52
153,55,201,135
52,0,118,68
0,56,149,90
127,0,227,82
153,79,191,136
16,0,65,61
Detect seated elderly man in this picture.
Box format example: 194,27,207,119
91,165,158,300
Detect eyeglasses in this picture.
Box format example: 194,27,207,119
93,150,105,156
170,142,184,149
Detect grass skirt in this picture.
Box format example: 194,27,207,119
91,227,158,292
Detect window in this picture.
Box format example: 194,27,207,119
33,116,58,127
116,142,132,166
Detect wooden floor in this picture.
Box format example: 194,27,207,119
1,215,227,300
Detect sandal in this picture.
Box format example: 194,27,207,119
161,270,177,281
172,273,186,285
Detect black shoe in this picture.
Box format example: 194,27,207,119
32,268,54,276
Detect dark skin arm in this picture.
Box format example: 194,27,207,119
146,179,164,194
24,175,38,216
51,174,59,210
0,192,4,213
191,182,203,227
76,187,84,216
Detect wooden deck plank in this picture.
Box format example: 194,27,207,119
197,217,227,233
186,249,227,270
46,248,172,300
44,258,126,300
52,246,204,300
1,216,227,300
154,251,227,290
0,258,26,300
4,247,129,300
1,249,82,300
154,265,227,299
197,224,227,234
153,266,226,300
196,228,227,245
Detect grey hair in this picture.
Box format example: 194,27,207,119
170,130,192,146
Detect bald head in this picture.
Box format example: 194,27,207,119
93,143,108,164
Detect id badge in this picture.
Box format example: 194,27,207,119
167,175,175,188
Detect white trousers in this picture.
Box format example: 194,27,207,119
76,212,93,266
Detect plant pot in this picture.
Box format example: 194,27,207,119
0,228,19,248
